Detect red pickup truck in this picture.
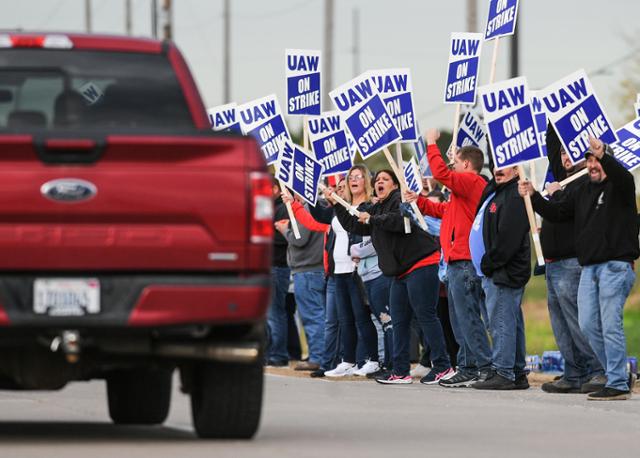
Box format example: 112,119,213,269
0,32,272,439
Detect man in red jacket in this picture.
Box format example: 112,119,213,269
405,128,492,387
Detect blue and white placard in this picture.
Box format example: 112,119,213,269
529,91,548,157
538,70,617,165
276,139,325,206
238,94,291,165
413,127,432,178
207,102,241,133
444,33,483,104
404,158,423,194
456,110,487,151
307,111,353,176
369,69,418,142
286,49,321,116
485,0,519,41
479,76,542,170
330,73,401,159
610,117,640,172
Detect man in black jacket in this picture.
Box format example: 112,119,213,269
469,166,531,390
538,126,604,395
520,136,639,401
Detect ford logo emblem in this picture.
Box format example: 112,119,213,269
40,179,97,202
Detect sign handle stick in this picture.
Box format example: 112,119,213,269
427,179,433,192
318,183,361,217
450,104,462,157
539,168,588,197
529,160,542,227
517,165,545,266
383,147,428,231
488,37,500,85
396,143,412,234
279,180,301,239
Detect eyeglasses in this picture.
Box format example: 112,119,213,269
348,175,364,181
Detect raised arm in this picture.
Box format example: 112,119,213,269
291,201,330,232
334,203,372,236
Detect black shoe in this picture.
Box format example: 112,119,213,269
581,374,607,393
541,378,580,394
514,374,530,390
587,387,631,401
366,368,390,379
265,359,288,368
310,369,326,378
472,373,516,390
439,371,478,388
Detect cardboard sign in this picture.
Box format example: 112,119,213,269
479,76,542,170
413,127,433,178
610,117,640,172
456,110,487,151
207,102,241,133
286,49,321,116
444,33,483,104
276,139,325,206
538,69,617,164
369,69,418,142
485,0,519,41
529,91,548,157
404,158,423,193
330,73,401,159
307,111,353,176
238,94,291,165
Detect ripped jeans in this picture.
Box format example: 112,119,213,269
363,274,393,369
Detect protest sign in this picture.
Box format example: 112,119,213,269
538,69,617,164
610,117,640,172
329,73,401,159
238,94,291,165
413,129,433,178
484,0,519,41
479,76,542,170
404,158,423,194
286,49,321,116
307,111,353,176
529,91,548,157
276,139,325,206
444,33,483,104
456,110,487,151
207,102,242,133
369,69,418,142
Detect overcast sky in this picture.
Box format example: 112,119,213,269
3,0,639,130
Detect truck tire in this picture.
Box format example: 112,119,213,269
190,359,263,439
106,368,173,425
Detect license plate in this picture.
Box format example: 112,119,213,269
33,278,100,316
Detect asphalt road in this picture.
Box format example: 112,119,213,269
0,373,637,458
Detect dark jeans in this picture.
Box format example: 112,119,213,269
546,258,603,385
321,276,341,370
267,266,291,363
419,289,459,368
391,264,451,376
286,292,302,360
335,272,378,364
363,274,393,369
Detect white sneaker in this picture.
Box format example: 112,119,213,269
410,364,431,378
354,360,380,376
325,362,356,377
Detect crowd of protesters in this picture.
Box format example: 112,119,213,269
266,123,639,401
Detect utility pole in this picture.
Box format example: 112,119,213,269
223,0,231,103
466,0,477,32
85,0,92,33
125,0,132,35
323,0,334,110
352,8,359,77
510,12,519,77
162,0,172,41
151,0,158,38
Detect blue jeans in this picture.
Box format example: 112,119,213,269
321,276,340,371
546,258,603,385
447,261,492,374
364,274,393,369
267,266,291,363
335,272,378,363
577,261,635,391
482,278,526,381
293,270,326,365
390,264,450,376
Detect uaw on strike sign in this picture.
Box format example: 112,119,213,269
208,102,241,133
444,33,483,104
286,49,321,116
479,76,542,169
369,69,418,142
307,111,353,176
485,0,519,41
276,139,324,206
610,117,640,172
238,94,291,165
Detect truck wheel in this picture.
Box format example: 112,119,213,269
106,368,173,425
190,360,263,439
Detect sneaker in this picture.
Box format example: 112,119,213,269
421,367,455,385
375,374,412,385
587,387,631,401
367,368,391,379
354,360,381,376
472,373,516,390
324,362,356,377
439,371,478,388
309,369,326,378
410,364,431,378
580,374,607,393
514,374,530,390
265,359,288,368
294,361,321,371
541,378,580,394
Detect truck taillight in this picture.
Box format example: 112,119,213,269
250,172,274,244
0,34,73,49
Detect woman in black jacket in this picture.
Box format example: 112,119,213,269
332,170,452,384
